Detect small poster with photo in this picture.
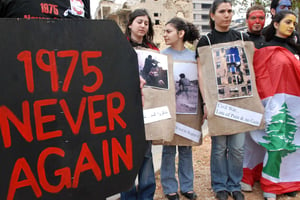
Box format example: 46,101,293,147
197,40,265,136
173,61,199,114
136,49,169,89
212,45,252,100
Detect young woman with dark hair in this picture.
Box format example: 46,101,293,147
263,10,300,55
196,0,249,200
160,17,200,200
125,9,158,50
253,10,300,200
121,8,158,200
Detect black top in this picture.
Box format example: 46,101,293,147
196,29,250,57
127,37,159,51
262,24,300,44
263,36,298,55
246,31,265,49
0,0,90,18
129,39,153,49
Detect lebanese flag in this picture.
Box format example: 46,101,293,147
247,46,300,194
242,131,265,187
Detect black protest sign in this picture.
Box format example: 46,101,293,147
0,19,146,200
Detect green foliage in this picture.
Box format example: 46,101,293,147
231,0,271,8
252,0,270,7
231,0,248,7
291,0,300,10
291,0,300,32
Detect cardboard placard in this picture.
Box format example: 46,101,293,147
135,49,176,142
153,61,203,146
197,41,265,136
0,19,146,200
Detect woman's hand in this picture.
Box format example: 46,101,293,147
139,76,146,107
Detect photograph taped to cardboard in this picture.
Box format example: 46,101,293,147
136,49,169,89
212,45,253,100
174,61,198,114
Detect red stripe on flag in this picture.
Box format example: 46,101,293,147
253,46,300,100
260,177,300,194
242,163,263,186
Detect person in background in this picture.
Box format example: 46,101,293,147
121,9,158,200
270,0,291,18
263,0,299,44
245,4,266,49
240,4,267,193
125,9,158,50
253,10,300,200
196,0,250,199
0,0,90,18
160,17,200,200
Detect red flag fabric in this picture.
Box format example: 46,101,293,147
254,46,300,99
243,46,300,194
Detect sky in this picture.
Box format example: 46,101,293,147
90,0,101,19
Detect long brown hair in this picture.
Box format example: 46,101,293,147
125,9,155,45
166,17,200,44
209,0,232,30
264,10,300,54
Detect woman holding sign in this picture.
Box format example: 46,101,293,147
160,17,200,200
196,0,250,200
121,9,158,200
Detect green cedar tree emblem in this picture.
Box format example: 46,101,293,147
259,102,300,178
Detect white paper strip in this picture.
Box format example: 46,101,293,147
143,106,171,124
175,122,201,143
214,102,263,126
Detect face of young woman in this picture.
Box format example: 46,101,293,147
211,2,233,32
129,15,149,43
275,14,296,38
163,23,183,46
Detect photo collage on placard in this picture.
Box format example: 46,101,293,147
212,46,252,100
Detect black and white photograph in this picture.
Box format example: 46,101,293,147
174,61,198,114
212,46,252,100
136,49,169,89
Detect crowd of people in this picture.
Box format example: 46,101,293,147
120,0,299,200
1,0,299,200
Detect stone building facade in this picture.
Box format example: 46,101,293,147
95,0,193,49
192,0,212,34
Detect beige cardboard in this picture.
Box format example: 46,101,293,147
153,61,203,146
139,50,176,142
197,41,265,136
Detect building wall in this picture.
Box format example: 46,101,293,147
96,0,193,49
192,0,212,35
